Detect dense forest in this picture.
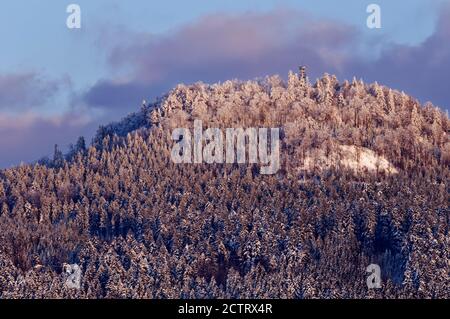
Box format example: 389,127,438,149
0,68,448,298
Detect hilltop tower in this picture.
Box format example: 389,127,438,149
298,65,309,97
299,65,307,81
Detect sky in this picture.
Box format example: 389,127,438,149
0,0,449,168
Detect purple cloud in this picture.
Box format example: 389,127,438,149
82,9,360,110
0,112,99,168
82,6,450,112
82,80,150,110
351,4,450,109
0,72,68,111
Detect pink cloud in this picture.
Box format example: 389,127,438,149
82,9,359,109
0,112,97,168
83,5,450,112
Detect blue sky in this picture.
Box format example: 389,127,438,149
0,0,449,167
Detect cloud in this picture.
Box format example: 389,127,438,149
81,6,450,112
351,3,450,109
81,9,361,110
0,112,98,168
81,80,153,110
0,72,69,112
0,71,92,168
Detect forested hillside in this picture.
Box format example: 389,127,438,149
0,69,448,298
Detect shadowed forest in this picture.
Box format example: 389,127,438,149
0,69,448,298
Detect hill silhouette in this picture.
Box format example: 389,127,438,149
0,68,448,298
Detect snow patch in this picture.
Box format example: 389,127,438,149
300,145,398,174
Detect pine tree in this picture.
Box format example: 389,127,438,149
53,144,64,168
75,136,86,154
